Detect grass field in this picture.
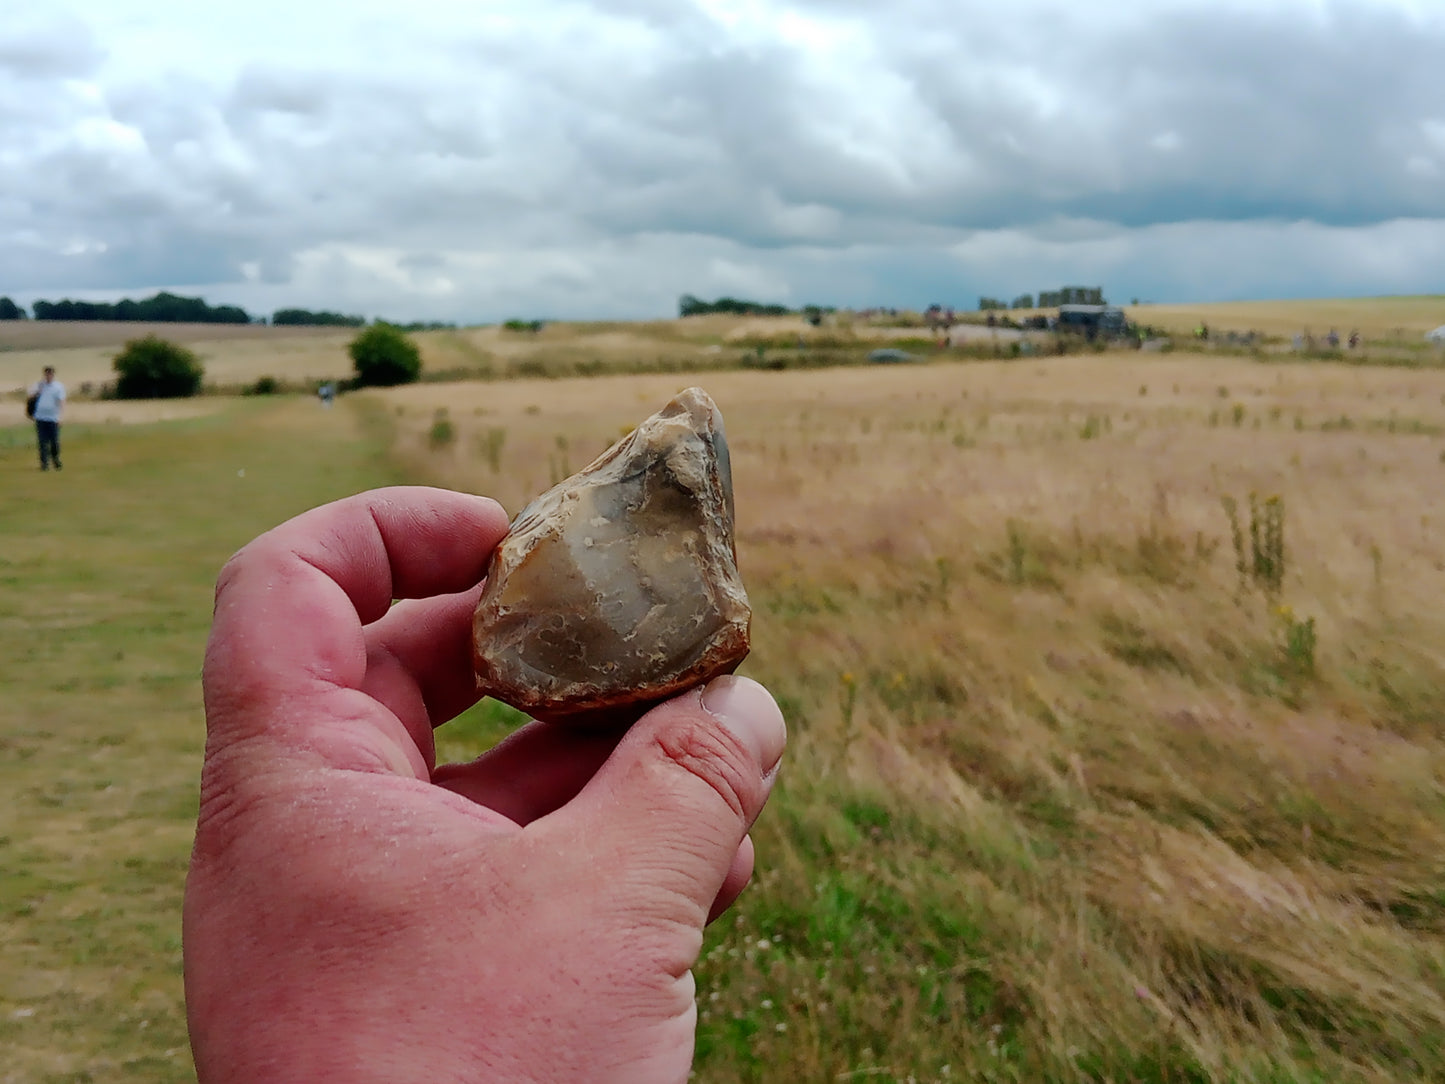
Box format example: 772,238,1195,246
4,328,1445,1080
1127,297,1445,342
0,399,403,1081
5,296,1444,397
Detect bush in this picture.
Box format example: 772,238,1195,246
112,335,205,399
428,409,456,449
348,324,422,387
246,375,280,396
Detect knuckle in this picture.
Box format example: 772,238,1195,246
650,711,761,823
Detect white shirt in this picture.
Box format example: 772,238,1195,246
31,379,66,422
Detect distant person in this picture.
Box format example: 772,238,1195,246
1348,329,1360,349
318,382,335,407
1327,328,1340,349
28,366,66,471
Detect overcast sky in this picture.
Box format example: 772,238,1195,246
2,0,1443,321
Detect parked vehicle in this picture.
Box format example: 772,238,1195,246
1057,304,1128,340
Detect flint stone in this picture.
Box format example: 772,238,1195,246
472,387,750,724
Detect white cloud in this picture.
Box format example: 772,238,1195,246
1,0,1443,318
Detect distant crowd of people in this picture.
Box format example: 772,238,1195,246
1291,328,1361,351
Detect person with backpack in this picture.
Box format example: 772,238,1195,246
27,366,66,471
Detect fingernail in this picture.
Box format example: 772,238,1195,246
701,675,787,772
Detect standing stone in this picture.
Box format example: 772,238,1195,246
472,387,750,724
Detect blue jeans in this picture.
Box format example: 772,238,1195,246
35,420,60,469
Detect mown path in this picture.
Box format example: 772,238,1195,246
0,399,395,1081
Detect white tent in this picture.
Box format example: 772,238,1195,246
1427,325,1445,344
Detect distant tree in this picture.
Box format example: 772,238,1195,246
678,295,791,318
0,296,25,320
978,297,1006,311
1010,294,1034,310
390,320,457,332
272,308,366,328
113,336,205,399
803,305,824,327
349,323,422,387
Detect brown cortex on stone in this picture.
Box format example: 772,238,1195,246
472,387,751,725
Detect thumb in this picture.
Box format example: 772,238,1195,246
545,676,786,929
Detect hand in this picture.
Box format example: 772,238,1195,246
183,487,786,1083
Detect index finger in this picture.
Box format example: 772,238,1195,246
204,487,509,729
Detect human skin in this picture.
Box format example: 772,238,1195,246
183,487,786,1082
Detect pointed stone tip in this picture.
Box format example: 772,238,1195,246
472,386,750,725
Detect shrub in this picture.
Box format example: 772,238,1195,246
112,336,204,399
348,323,422,387
428,409,456,449
247,375,280,396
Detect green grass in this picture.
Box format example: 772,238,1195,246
0,400,399,1081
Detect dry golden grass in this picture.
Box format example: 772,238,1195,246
0,320,351,352
0,323,356,394
6,341,1445,1080
1127,297,1445,341
386,352,1445,1081
2,319,741,394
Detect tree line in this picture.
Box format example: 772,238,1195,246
30,292,251,323
678,295,794,318
0,292,458,329
272,308,366,327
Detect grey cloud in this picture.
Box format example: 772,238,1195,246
892,4,1445,229
0,16,103,78
3,0,1445,317
230,67,331,117
398,252,448,272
